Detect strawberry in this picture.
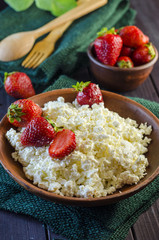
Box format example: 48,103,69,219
119,26,149,48
132,43,156,66
116,56,134,68
4,72,35,99
94,27,123,66
72,81,103,107
49,129,76,159
7,99,42,127
120,46,134,57
20,116,56,147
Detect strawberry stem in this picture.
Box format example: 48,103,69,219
7,104,25,123
117,60,133,68
145,42,156,59
72,81,90,92
45,116,63,132
97,27,116,37
4,72,16,84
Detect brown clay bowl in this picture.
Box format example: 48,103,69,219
0,89,159,207
87,43,158,92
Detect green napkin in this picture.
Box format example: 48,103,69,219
0,0,136,91
0,75,159,240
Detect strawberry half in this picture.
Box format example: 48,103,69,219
132,43,156,66
119,26,149,48
73,81,103,107
49,129,76,159
94,27,123,66
20,116,56,147
4,72,35,99
7,99,42,127
116,56,134,68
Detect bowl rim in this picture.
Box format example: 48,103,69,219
0,88,159,206
87,42,158,71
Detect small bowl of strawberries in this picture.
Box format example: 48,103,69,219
87,25,158,92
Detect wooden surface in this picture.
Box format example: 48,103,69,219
0,0,159,239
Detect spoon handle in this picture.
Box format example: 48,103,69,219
34,0,107,38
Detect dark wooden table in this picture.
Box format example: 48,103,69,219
0,0,159,239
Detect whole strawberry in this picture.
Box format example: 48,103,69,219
116,56,134,68
4,72,35,99
21,116,56,147
49,129,76,159
7,99,42,127
132,43,156,66
94,27,123,66
119,26,149,48
120,46,134,57
73,81,103,107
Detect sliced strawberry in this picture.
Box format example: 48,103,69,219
73,81,103,107
7,99,42,127
21,116,56,147
49,129,76,159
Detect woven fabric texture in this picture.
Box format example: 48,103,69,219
0,75,159,240
0,0,136,91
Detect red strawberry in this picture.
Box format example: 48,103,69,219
132,43,156,66
94,27,123,66
116,56,134,68
21,116,56,147
4,72,35,99
119,26,149,48
120,46,134,57
72,81,103,107
49,129,76,159
7,99,42,127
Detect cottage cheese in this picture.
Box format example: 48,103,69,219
6,97,152,198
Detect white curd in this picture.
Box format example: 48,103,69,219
6,97,152,198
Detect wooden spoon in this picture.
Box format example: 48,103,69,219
0,0,107,62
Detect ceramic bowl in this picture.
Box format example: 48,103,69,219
87,43,158,92
0,89,159,207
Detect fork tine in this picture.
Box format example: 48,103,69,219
22,51,37,67
22,0,92,69
30,53,47,69
23,52,40,68
32,54,49,69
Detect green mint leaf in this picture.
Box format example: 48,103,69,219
35,0,77,17
4,0,34,11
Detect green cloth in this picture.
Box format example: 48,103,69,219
0,75,159,240
0,0,136,91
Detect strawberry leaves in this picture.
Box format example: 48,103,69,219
45,116,63,132
72,81,90,92
97,27,116,37
7,104,25,123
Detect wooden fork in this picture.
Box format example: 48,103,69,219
22,0,92,69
